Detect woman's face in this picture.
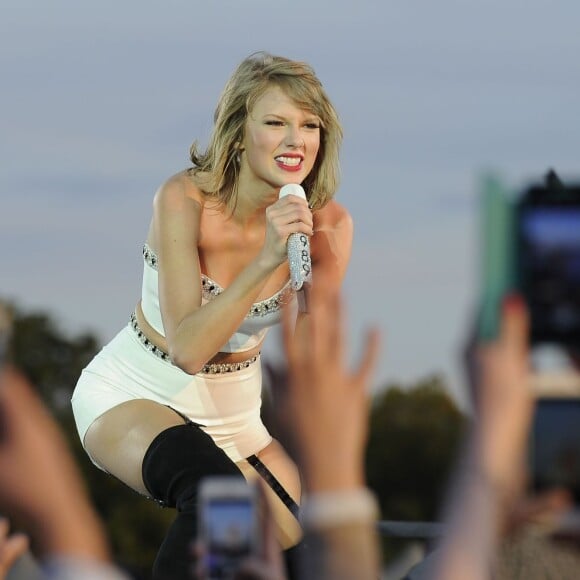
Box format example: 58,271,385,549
240,85,321,192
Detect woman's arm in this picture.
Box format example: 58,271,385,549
310,201,353,285
152,175,313,373
294,200,352,324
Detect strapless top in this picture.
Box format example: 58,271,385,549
140,244,296,353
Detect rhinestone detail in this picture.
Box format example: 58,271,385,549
142,244,158,269
129,312,259,374
143,243,295,317
130,312,170,362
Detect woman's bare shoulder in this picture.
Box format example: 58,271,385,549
315,199,353,231
153,170,205,212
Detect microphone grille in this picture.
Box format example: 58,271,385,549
279,184,306,200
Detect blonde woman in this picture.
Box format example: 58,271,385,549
71,52,353,579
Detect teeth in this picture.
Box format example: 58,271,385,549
276,156,301,167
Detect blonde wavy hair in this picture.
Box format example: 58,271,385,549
189,52,343,211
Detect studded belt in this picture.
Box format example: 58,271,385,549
129,312,259,374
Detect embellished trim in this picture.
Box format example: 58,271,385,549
142,244,158,270
246,283,295,317
129,312,259,374
198,355,260,375
142,243,295,317
130,312,169,362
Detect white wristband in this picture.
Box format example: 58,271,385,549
42,557,132,580
300,488,380,530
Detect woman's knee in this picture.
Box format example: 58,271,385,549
142,423,243,509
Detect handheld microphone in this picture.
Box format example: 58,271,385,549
279,184,312,291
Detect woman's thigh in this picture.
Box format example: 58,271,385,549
84,399,185,496
237,439,302,549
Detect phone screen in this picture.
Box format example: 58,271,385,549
202,497,256,579
518,205,580,344
529,398,580,502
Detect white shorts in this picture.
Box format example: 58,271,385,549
71,325,272,463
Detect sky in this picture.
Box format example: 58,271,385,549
2,0,580,408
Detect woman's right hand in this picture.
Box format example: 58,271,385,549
260,194,313,268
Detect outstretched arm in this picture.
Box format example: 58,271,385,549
0,366,130,579
430,296,534,580
282,266,381,580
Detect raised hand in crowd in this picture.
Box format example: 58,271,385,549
281,268,382,580
0,518,28,580
0,365,130,580
429,296,571,580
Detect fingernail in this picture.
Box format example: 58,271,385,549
502,293,524,312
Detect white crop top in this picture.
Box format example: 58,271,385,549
140,244,296,353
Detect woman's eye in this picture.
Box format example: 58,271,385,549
265,120,284,126
305,123,320,130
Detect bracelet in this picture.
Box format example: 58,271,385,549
43,556,132,580
300,488,380,529
463,465,519,508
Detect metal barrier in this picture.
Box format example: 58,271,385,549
377,521,444,540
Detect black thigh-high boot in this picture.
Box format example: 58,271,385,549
142,423,244,580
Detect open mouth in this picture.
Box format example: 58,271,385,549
275,155,303,171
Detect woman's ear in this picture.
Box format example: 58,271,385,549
233,142,245,165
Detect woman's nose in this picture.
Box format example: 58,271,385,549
285,126,305,148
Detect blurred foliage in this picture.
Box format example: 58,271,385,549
7,302,469,575
366,375,468,562
7,302,174,580
366,375,467,521
11,309,98,411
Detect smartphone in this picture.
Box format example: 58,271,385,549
515,182,580,345
529,397,580,503
0,302,13,440
0,302,12,372
198,476,261,580
476,173,516,341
